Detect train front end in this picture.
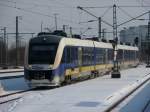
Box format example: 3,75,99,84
24,35,62,87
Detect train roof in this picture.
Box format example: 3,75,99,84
60,38,139,51
29,35,63,44
29,35,138,51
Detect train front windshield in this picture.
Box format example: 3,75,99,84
28,44,58,64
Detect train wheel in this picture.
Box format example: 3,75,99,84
91,70,99,78
65,75,71,84
90,71,95,79
96,71,99,77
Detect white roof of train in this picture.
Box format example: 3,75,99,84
61,38,139,51
54,37,138,69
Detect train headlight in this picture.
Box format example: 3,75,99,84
48,65,53,69
53,76,60,84
28,65,32,69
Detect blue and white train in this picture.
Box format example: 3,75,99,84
24,34,139,87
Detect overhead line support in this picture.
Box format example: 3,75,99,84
111,4,121,78
118,11,150,27
77,6,113,27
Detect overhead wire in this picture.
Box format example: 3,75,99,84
117,6,135,19
81,6,113,9
46,0,75,8
0,1,92,34
0,0,75,9
2,0,150,35
0,2,80,25
77,6,113,27
118,11,149,27
101,6,113,18
82,5,150,8
20,22,36,32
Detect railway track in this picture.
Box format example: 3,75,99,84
0,70,23,74
0,70,23,80
0,75,24,80
0,88,35,104
0,78,91,105
0,67,138,105
103,72,150,112
0,66,149,112
0,71,110,105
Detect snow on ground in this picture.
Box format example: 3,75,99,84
0,72,29,95
0,69,23,73
0,72,23,78
0,82,4,95
1,78,29,94
1,65,150,112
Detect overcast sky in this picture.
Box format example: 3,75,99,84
0,0,150,39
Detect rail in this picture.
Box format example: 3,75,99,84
0,69,23,74
0,71,109,104
0,75,24,80
0,88,34,104
0,69,24,80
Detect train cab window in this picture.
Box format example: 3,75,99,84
66,47,71,64
28,44,58,64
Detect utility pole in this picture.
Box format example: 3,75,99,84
63,25,69,32
146,11,150,67
69,27,72,37
63,25,66,32
3,27,7,67
113,5,117,43
98,17,101,40
1,27,7,67
111,4,121,78
54,13,58,30
102,28,106,39
0,35,2,66
16,16,19,67
63,25,68,32
41,21,43,32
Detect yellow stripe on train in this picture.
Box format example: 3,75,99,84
65,64,114,76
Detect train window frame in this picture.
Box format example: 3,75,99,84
28,43,58,64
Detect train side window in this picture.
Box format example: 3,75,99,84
70,47,74,64
65,46,78,66
61,47,66,63
82,47,86,65
66,47,71,64
98,48,105,64
108,49,113,61
78,47,82,66
75,48,78,66
70,47,77,65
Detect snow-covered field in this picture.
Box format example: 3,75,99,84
0,69,23,73
0,72,29,95
0,72,23,78
0,65,150,112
